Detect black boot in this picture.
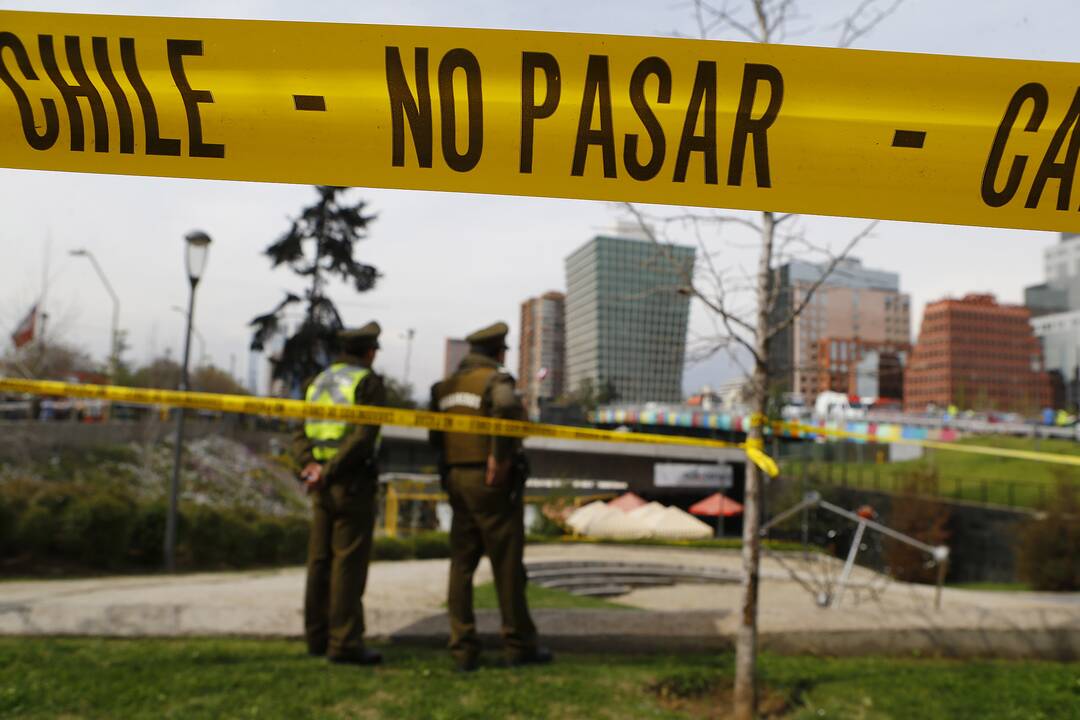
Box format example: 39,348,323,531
454,654,480,674
505,647,554,667
328,648,383,666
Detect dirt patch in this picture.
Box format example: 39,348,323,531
651,673,800,719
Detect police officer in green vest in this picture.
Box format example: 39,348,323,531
294,321,386,665
430,321,552,672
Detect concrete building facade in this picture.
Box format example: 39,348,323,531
519,291,566,418
443,338,469,377
1025,233,1080,408
816,338,910,400
905,294,1050,413
769,258,911,399
1030,309,1080,409
565,234,695,404
1026,232,1080,315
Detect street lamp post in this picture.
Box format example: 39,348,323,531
165,230,211,572
171,305,208,367
69,249,120,381
402,328,415,387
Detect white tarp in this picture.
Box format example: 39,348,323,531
566,501,612,534
567,500,712,540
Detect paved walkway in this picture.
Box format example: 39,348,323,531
2,544,1077,659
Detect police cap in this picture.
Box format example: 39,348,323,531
466,321,509,354
338,321,381,354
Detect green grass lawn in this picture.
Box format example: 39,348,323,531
0,638,1077,719
472,581,634,610
785,435,1080,508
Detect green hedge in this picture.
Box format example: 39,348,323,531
372,532,451,561
0,478,456,574
1018,481,1080,591
0,480,309,574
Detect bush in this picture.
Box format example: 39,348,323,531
253,519,286,565
279,517,309,564
413,531,451,559
128,502,167,567
59,491,135,568
884,469,951,584
15,484,78,558
181,506,258,569
0,495,14,557
1018,480,1080,591
374,536,411,561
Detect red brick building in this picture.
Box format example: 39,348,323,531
816,338,910,400
904,294,1051,412
519,291,566,418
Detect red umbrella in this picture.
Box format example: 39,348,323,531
607,492,647,512
689,493,744,517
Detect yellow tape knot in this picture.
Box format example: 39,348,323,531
743,437,779,478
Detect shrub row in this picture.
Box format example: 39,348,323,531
0,480,308,573
1018,482,1080,592
373,531,451,561
0,479,453,575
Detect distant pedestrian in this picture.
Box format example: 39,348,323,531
293,322,385,665
430,321,552,672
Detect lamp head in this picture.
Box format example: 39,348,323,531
184,231,212,284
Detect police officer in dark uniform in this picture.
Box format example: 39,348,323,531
430,321,552,672
294,322,386,665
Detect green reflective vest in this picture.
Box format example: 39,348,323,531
304,363,372,462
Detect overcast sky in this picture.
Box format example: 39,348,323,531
1,0,1077,397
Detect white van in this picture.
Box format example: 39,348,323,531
814,391,867,421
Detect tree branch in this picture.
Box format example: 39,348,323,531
765,220,877,342
623,202,763,365
835,0,905,48
694,0,764,42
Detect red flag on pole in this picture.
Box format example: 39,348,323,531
11,303,37,349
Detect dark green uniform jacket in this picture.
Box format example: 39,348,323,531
430,352,538,662
429,352,524,466
293,354,385,659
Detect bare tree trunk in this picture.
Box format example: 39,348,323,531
733,211,775,720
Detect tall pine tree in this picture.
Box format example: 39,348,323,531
250,186,379,394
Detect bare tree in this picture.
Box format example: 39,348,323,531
634,2,906,717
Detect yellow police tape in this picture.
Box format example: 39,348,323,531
789,421,1080,469
3,10,1080,232
0,378,779,477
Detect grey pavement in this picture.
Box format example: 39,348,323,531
2,544,1078,659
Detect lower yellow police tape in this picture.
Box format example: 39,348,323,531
0,378,780,478
789,422,1080,468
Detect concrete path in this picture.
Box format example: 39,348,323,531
2,544,1078,659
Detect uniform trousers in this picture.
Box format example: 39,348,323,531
445,466,538,661
304,477,376,658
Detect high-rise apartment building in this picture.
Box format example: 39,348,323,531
1031,310,1080,408
565,233,695,403
905,294,1050,412
519,291,566,417
769,258,910,398
1025,233,1080,408
1025,232,1080,316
